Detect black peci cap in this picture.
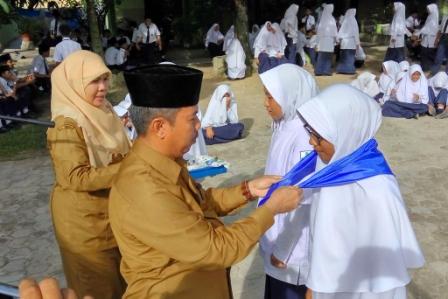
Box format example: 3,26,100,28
123,64,203,108
0,53,12,64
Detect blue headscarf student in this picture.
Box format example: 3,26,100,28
269,84,425,299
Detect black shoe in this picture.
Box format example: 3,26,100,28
0,127,9,133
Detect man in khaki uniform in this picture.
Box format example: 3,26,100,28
109,64,302,298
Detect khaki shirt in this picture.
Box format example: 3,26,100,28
47,116,121,252
109,140,274,299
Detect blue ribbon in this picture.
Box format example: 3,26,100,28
258,139,394,206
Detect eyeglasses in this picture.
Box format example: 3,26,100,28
303,123,323,144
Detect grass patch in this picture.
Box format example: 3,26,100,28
0,124,47,160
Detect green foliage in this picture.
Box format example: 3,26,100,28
16,16,48,41
0,0,17,24
0,124,47,160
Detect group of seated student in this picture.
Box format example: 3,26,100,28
104,37,129,70
351,60,448,119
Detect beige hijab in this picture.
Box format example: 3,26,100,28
51,50,130,168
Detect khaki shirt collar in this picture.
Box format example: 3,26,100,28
132,139,185,184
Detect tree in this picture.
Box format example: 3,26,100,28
86,0,103,55
234,0,253,75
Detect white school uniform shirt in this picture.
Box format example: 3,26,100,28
104,47,121,66
388,2,412,48
53,37,82,62
337,8,360,50
258,64,319,286
296,31,307,65
316,4,338,52
297,84,424,297
280,4,299,43
0,77,13,94
225,38,246,79
202,84,238,128
117,35,131,45
31,55,49,75
405,16,420,30
131,28,142,43
414,4,439,48
378,60,400,102
138,22,161,44
396,64,429,104
302,15,316,31
253,22,287,57
429,71,448,96
306,35,318,49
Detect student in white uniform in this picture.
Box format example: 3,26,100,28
249,24,260,51
302,8,316,33
431,15,448,74
304,28,318,66
53,25,81,64
205,23,225,58
32,44,51,92
137,17,162,65
254,21,288,73
384,1,411,63
315,2,338,76
376,60,400,103
383,64,436,118
104,38,128,69
113,104,137,141
428,71,448,116
225,38,246,80
259,63,318,299
296,24,308,67
413,3,439,72
335,7,360,74
280,4,299,64
296,84,425,299
183,109,208,161
201,84,244,145
350,72,380,98
223,25,235,52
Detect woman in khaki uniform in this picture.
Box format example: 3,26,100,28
47,50,131,299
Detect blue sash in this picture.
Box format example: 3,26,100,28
258,139,394,206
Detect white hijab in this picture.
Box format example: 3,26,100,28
378,60,400,96
429,71,448,96
253,21,287,57
201,84,238,128
249,24,260,49
396,64,429,104
184,109,207,161
223,25,235,52
225,38,246,79
280,4,299,41
418,4,439,36
350,72,380,98
337,8,359,39
205,23,224,47
297,84,425,293
317,4,337,38
399,60,409,72
390,2,407,36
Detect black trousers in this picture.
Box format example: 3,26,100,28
141,42,158,65
264,275,307,299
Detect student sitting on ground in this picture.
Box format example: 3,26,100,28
383,64,436,118
351,72,380,98
428,71,448,117
0,65,29,119
32,43,52,92
105,38,129,69
376,60,400,103
254,21,288,74
225,38,246,80
201,84,244,145
205,23,225,58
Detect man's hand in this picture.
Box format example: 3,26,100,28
248,175,281,197
264,186,302,215
19,277,94,299
205,127,214,139
270,254,287,269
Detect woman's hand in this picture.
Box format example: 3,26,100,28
248,175,281,197
270,254,287,269
19,277,94,299
205,127,214,139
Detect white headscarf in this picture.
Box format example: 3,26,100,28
337,8,359,40
201,84,238,127
395,64,429,104
297,84,425,293
249,24,260,50
429,71,448,96
205,23,224,47
280,4,299,42
253,21,287,57
225,38,246,79
417,4,439,36
184,109,207,161
317,4,337,38
260,63,319,122
378,60,400,97
223,25,235,52
390,2,407,36
350,72,380,98
399,60,409,72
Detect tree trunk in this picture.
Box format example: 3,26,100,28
86,0,103,55
106,0,117,35
234,0,253,75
